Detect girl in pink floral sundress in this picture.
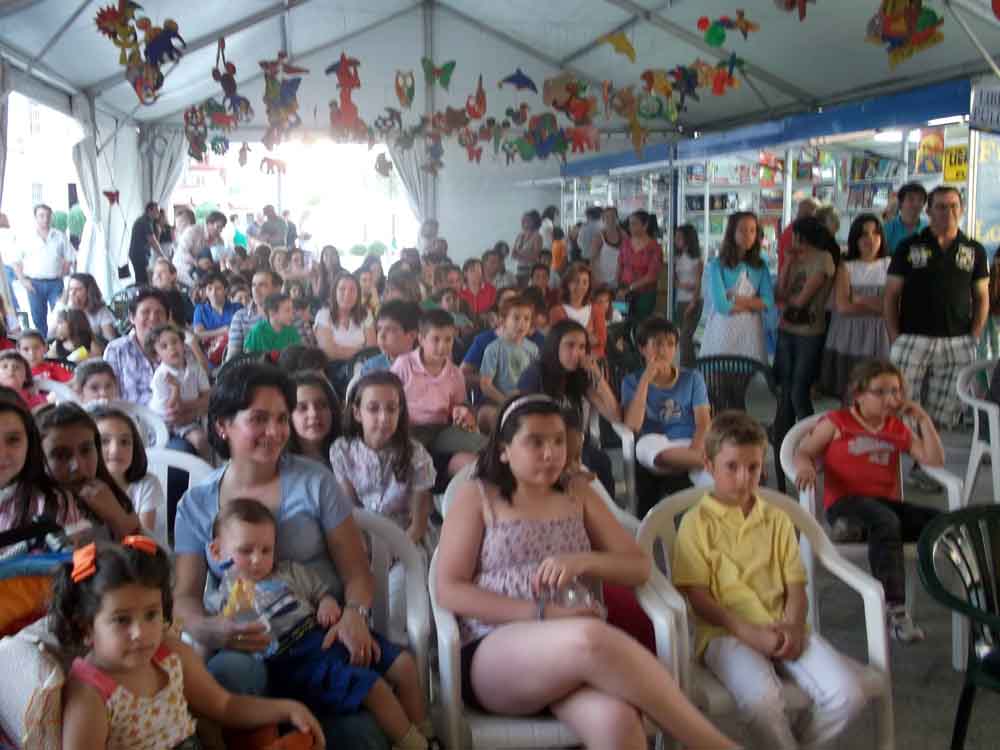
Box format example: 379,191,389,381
435,394,737,750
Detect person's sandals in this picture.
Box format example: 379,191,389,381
888,605,925,643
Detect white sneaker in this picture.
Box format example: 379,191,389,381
888,605,925,643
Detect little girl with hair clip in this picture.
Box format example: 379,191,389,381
92,405,169,546
52,536,325,750
0,350,46,408
330,371,436,643
793,359,945,643
36,402,142,541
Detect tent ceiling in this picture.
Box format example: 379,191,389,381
1,0,999,133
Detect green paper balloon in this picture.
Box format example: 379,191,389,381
705,25,726,47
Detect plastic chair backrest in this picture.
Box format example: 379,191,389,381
35,378,78,404
109,285,140,326
918,505,1000,655
105,399,170,449
693,355,775,416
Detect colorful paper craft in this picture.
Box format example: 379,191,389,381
600,31,637,62
213,39,253,121
374,153,394,177
697,11,759,46
773,0,815,20
395,70,415,108
866,0,944,67
499,68,538,93
422,58,456,89
466,75,487,120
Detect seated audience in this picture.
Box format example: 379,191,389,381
73,359,120,404
228,270,312,359
359,300,420,377
49,308,93,361
47,272,118,340
146,323,211,459
549,262,607,359
289,370,341,469
152,257,195,327
480,295,538,404
529,262,560,308
243,292,302,355
17,328,72,382
315,272,376,363
194,271,242,367
459,258,496,316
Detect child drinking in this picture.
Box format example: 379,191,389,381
793,359,944,642
146,324,211,459
673,411,867,749
331,371,436,642
17,329,72,382
243,292,302,355
0,350,46,408
52,537,325,749
72,360,120,404
36,403,142,541
93,405,168,546
49,308,93,362
206,499,436,750
480,294,538,404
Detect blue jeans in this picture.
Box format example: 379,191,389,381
207,649,391,750
27,277,63,339
774,330,825,443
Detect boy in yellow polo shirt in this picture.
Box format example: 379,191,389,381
672,411,866,750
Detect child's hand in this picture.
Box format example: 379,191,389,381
643,358,671,382
738,622,783,657
278,701,325,749
316,596,342,628
897,398,929,423
451,405,475,431
773,623,806,661
164,373,179,388
795,462,817,492
532,553,591,595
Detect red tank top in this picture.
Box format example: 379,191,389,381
821,408,912,510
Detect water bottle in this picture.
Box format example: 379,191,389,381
543,579,607,620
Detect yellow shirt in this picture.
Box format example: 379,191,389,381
671,492,807,658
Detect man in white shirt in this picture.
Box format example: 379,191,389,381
0,212,20,315
14,204,72,338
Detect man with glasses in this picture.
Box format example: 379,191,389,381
884,186,988,487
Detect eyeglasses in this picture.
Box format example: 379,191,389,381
866,387,902,399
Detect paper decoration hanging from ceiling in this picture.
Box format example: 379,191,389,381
95,2,186,104
866,0,944,67
599,31,636,62
238,142,251,167
774,0,815,20
102,190,120,205
697,11,760,46
183,105,208,161
259,52,308,150
260,157,287,175
499,68,538,93
458,128,483,163
326,52,370,142
395,70,415,108
543,71,597,125
213,39,253,122
995,0,1000,19
466,75,487,120
375,153,394,177
422,58,456,89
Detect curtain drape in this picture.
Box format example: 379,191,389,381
0,62,17,324
70,97,112,299
139,125,186,207
386,142,428,225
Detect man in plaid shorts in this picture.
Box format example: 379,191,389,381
884,186,988,487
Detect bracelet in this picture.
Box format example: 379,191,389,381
536,596,546,620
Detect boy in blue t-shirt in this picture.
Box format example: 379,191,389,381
621,317,712,516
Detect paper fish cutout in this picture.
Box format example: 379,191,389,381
600,31,636,63
103,190,119,205
422,57,456,89
374,153,393,177
238,142,251,166
498,68,537,93
395,70,415,108
866,0,944,68
773,0,814,21
697,11,759,46
466,75,487,120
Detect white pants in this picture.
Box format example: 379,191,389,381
635,434,713,486
704,634,867,750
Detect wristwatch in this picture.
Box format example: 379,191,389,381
345,602,373,626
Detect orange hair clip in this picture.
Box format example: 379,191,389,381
71,543,97,583
122,535,158,555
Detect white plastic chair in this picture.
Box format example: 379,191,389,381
778,411,967,670
638,486,895,750
609,421,638,515
956,359,999,508
33,377,77,404
107,399,170,449
145,448,214,499
353,509,432,701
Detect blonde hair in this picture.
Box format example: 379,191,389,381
704,410,768,461
815,205,841,236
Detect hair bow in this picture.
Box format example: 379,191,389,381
71,543,97,583
123,535,159,555
421,57,455,90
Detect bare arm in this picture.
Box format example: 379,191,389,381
679,585,781,657
78,481,141,539
901,401,945,467
61,679,109,750
479,374,508,405
586,365,622,423
883,275,904,343
972,278,989,340
327,515,375,610
408,489,432,545
315,324,363,361
363,323,376,347
792,417,837,490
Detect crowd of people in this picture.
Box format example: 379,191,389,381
0,183,985,749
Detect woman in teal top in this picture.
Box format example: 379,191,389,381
699,211,774,363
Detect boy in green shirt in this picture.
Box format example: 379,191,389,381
244,292,302,355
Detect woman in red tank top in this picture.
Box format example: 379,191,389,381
791,360,944,643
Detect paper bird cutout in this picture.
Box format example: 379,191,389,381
600,31,636,63
103,190,120,205
498,68,537,93
466,75,487,120
395,70,415,108
422,57,456,89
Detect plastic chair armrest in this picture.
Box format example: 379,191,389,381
610,421,637,515
430,591,465,747
634,581,681,686
920,465,964,512
646,568,693,691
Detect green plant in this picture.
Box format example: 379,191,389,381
68,205,86,237
367,241,387,256
349,244,368,256
51,211,68,232
195,202,218,222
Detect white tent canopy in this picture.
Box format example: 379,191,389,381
2,0,1000,292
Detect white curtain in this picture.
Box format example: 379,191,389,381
0,62,16,323
387,142,429,224
139,125,186,207
70,97,112,299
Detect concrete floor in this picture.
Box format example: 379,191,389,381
607,389,1000,749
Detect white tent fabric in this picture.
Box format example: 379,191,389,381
139,124,187,208
387,140,428,225
0,62,17,322
70,97,112,299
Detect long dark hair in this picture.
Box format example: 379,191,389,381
845,213,887,262
539,320,590,406
329,272,366,327
89,405,149,484
0,387,73,529
35,403,135,515
675,223,701,259
475,394,566,502
343,371,414,484
288,370,340,459
208,362,296,460
560,262,593,306
719,211,763,269
50,541,173,655
57,308,94,349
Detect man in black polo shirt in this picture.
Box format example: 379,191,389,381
129,201,159,285
884,185,989,430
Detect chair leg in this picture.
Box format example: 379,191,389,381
905,559,918,622
964,441,984,507
951,683,977,750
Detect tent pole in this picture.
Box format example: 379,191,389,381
944,1,1000,83
423,0,436,222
